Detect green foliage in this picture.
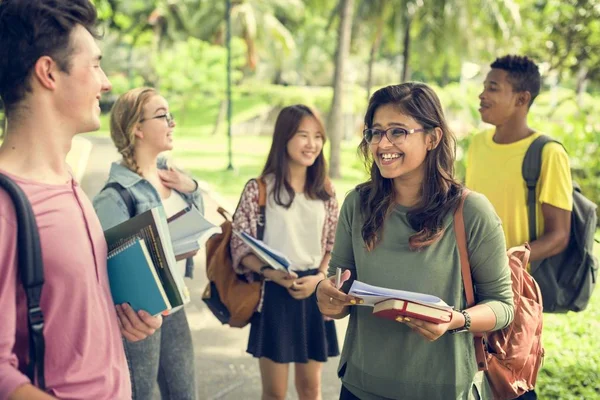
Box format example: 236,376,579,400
150,37,245,125
235,83,366,116
519,0,600,84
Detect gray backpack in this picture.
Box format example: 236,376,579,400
523,135,598,313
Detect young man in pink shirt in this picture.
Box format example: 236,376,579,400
0,1,162,398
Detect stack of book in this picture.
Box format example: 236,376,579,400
105,206,221,316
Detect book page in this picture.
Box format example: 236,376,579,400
349,280,452,310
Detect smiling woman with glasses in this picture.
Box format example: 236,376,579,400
93,87,204,400
316,83,514,400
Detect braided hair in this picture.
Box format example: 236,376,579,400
109,87,157,176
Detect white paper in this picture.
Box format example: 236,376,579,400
348,280,452,310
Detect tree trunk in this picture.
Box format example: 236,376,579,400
366,23,383,103
401,17,412,82
212,99,228,136
441,59,450,86
273,64,284,85
575,65,588,108
327,0,354,179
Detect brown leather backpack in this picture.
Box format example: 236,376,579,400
454,190,545,400
202,178,266,328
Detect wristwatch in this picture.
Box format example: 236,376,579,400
449,310,471,334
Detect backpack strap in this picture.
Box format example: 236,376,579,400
453,188,488,371
521,135,560,242
0,174,46,389
256,178,267,241
103,182,135,218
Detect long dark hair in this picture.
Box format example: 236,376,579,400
261,104,331,208
357,83,462,251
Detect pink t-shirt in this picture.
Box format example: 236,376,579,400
0,171,131,399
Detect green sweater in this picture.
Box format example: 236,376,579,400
329,190,514,400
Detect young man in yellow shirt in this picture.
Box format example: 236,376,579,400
466,55,573,399
466,55,572,261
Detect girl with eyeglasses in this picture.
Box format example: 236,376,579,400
315,83,515,400
93,87,203,400
230,104,340,400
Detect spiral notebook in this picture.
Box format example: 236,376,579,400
107,237,171,316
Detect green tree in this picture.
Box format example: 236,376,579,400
328,0,354,179
188,0,302,73
355,0,521,89
519,0,600,92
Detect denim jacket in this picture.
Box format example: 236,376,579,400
93,158,204,278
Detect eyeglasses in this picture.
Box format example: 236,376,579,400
363,127,428,145
140,112,175,126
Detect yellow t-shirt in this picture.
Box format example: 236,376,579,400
465,131,573,249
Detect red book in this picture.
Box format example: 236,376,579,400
373,299,453,324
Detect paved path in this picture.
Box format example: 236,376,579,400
79,135,347,400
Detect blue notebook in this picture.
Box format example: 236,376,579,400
107,237,171,316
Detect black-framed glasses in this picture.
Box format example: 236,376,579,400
140,112,175,126
363,127,428,145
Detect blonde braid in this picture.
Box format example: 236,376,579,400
109,87,157,177
121,145,142,177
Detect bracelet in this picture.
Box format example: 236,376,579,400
449,310,471,334
316,271,326,280
314,278,327,302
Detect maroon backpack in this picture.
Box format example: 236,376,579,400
454,190,544,399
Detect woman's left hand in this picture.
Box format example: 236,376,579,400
158,168,197,193
399,316,452,342
287,274,323,300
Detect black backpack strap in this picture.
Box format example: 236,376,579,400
103,182,135,218
0,174,46,389
256,178,267,241
521,135,560,242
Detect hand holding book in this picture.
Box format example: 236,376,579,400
396,308,462,342
347,280,463,340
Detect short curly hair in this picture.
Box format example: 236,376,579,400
490,55,541,107
0,0,99,116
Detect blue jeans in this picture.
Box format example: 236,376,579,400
123,308,197,400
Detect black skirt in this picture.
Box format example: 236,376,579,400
247,269,340,363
